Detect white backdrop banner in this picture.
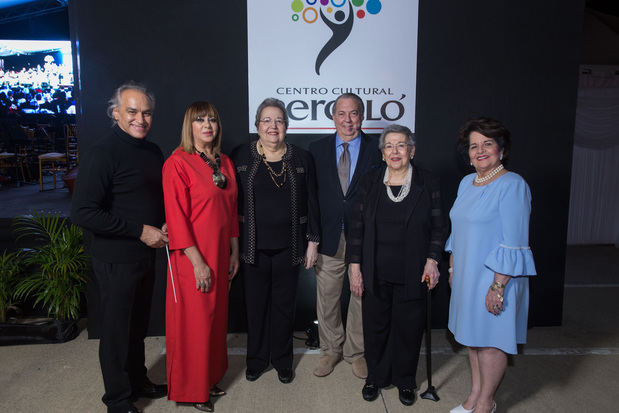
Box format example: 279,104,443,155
247,0,419,134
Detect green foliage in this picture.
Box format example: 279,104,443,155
12,212,88,320
0,250,24,323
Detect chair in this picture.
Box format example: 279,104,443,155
19,125,35,140
38,152,66,191
0,130,26,185
0,151,25,185
64,124,79,168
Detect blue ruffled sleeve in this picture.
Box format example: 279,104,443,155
484,175,537,277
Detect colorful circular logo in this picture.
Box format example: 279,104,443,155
291,0,383,22
289,0,384,75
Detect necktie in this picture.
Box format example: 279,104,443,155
338,142,350,195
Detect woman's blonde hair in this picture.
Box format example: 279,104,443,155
179,101,222,154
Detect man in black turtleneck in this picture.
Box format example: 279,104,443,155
71,83,168,413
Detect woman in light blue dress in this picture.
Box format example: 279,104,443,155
446,118,536,413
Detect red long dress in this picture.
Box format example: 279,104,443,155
162,149,238,403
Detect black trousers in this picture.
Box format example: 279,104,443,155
243,248,299,372
92,255,156,413
362,280,426,389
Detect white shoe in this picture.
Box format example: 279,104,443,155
450,404,474,413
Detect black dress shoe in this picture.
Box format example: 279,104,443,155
245,368,264,382
127,404,142,413
362,383,379,401
398,387,416,406
277,368,294,384
134,377,168,399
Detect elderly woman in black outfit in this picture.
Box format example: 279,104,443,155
346,124,444,406
231,97,320,384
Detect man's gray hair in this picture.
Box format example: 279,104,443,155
332,92,364,116
254,97,289,129
106,82,155,123
378,124,416,149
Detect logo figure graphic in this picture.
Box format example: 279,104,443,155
291,0,383,75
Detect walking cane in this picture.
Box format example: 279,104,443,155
420,276,439,401
165,245,178,304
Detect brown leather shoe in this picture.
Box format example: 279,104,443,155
313,354,342,377
194,400,214,412
209,385,226,397
352,357,368,379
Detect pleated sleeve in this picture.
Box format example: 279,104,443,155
483,175,537,277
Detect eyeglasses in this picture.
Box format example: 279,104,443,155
383,143,409,152
260,117,285,126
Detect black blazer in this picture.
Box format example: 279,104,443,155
231,141,320,266
345,163,445,300
308,132,381,256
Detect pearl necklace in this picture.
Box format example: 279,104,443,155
383,165,412,202
474,164,504,184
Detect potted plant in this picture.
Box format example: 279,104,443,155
0,212,88,344
0,250,23,323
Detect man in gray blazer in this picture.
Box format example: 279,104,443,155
309,93,381,378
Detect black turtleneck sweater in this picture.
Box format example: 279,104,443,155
71,125,165,262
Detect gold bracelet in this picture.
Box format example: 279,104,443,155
490,281,505,291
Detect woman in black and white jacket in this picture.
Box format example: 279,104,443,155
231,97,320,385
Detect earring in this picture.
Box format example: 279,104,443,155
500,153,504,161
470,161,473,166
410,154,414,160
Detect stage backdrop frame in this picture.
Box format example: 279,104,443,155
68,0,583,337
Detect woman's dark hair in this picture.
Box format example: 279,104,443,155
254,97,289,129
456,117,511,166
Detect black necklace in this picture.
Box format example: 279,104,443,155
197,150,227,189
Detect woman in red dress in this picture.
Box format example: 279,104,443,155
162,101,239,412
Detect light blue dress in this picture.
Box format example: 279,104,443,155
445,172,536,354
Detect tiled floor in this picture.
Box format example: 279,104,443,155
1,246,618,412
1,180,617,412
0,173,71,218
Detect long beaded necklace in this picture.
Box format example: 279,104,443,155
196,148,227,189
474,164,504,184
257,141,287,188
